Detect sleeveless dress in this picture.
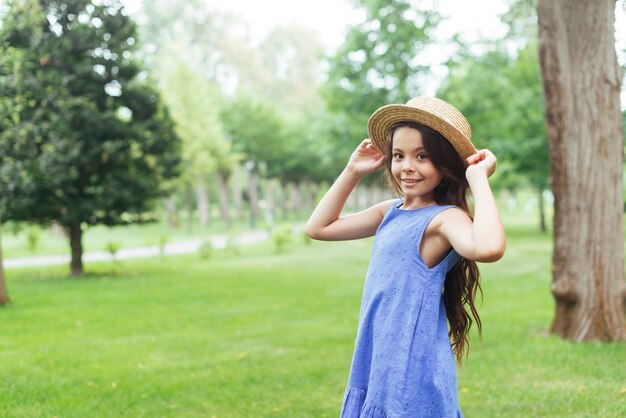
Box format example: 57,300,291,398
341,200,463,418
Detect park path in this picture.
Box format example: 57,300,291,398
3,230,270,269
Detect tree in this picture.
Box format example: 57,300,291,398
160,57,236,228
537,0,626,340
220,97,288,227
322,0,440,175
0,0,181,276
439,42,550,231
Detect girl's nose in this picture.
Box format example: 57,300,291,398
402,159,415,172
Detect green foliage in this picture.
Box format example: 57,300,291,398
105,241,120,257
220,96,288,178
159,58,235,182
322,0,441,178
271,225,292,253
198,239,212,260
0,0,181,231
438,41,549,192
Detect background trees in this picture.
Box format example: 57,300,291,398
0,0,181,275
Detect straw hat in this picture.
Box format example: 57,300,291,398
367,96,477,165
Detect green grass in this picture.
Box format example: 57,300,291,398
1,214,625,417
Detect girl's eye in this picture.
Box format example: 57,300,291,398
393,153,403,160
417,153,429,160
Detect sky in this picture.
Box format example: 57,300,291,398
208,0,510,52
123,0,626,105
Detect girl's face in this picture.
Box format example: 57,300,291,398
390,126,443,206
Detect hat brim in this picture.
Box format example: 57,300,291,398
367,104,477,166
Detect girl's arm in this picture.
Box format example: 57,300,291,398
438,149,506,262
305,139,393,241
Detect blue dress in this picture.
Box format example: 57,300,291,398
341,200,463,418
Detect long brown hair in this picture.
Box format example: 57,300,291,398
384,121,482,364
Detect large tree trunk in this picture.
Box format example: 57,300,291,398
68,223,84,276
0,213,10,305
215,170,231,228
537,0,626,340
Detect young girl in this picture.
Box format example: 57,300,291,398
305,96,506,418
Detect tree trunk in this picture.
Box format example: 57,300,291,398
246,168,260,228
184,183,194,233
68,223,84,276
196,176,210,227
291,182,303,217
538,188,547,233
279,180,289,221
232,165,244,221
0,213,10,305
163,196,179,229
537,0,626,340
216,170,231,228
262,178,275,228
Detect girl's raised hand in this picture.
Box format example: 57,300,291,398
466,149,497,178
347,139,386,176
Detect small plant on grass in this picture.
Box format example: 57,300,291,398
272,226,293,253
199,239,213,260
26,226,40,252
105,242,121,263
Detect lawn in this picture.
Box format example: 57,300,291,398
0,211,625,417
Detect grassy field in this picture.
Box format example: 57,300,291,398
1,211,625,417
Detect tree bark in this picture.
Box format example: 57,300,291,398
163,196,179,229
68,223,84,276
196,176,210,227
246,168,260,228
215,170,231,228
232,165,244,221
279,180,289,221
291,182,303,216
0,213,10,305
537,0,626,340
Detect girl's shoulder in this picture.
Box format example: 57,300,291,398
430,206,472,229
374,199,399,216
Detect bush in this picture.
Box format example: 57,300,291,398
26,226,40,252
272,226,293,253
105,242,121,261
199,240,213,260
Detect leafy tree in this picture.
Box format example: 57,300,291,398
438,42,550,231
322,0,441,175
159,57,236,228
0,0,181,276
220,97,288,227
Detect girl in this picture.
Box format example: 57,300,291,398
305,96,506,418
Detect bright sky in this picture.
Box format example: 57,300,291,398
210,0,510,52
123,0,626,105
